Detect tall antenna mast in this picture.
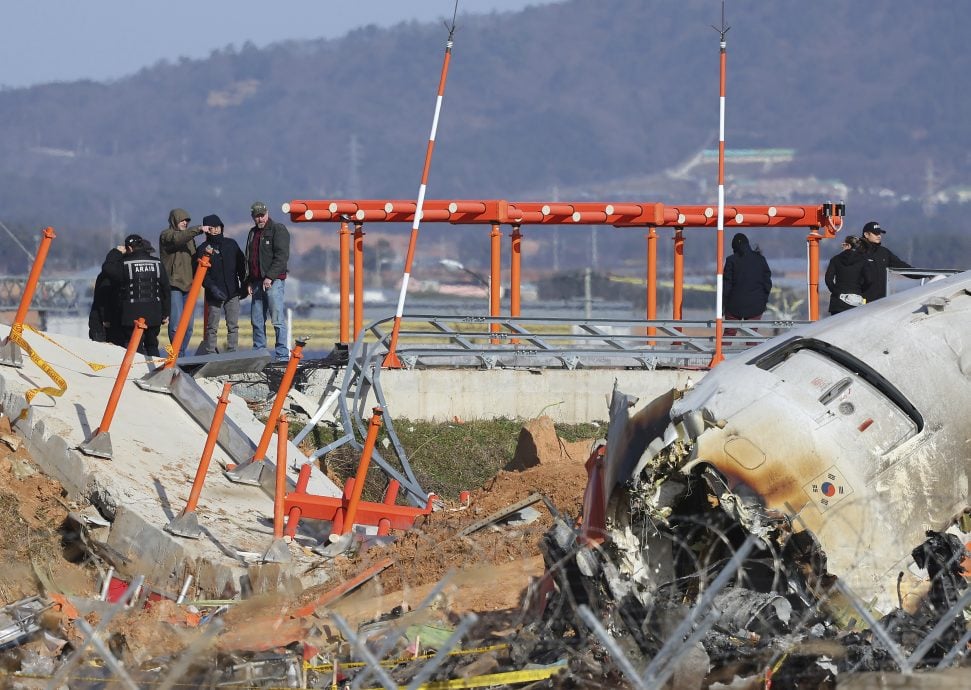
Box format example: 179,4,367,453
384,0,460,368
709,1,730,367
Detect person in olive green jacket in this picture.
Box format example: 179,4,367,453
159,208,203,357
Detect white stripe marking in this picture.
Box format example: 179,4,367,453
396,273,411,317
428,96,443,142
719,96,725,140
716,274,723,315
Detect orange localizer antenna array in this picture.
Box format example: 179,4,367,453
383,6,459,368
709,5,730,368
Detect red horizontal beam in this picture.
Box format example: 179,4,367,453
284,492,432,532
285,199,841,229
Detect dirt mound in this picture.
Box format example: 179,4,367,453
504,416,593,472
337,418,591,610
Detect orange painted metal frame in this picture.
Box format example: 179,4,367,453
286,198,845,331
283,411,436,535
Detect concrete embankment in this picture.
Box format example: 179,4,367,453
306,367,706,424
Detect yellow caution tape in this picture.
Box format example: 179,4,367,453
7,324,68,403
23,324,111,371
362,662,566,690
305,643,509,672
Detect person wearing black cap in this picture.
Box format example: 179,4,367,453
159,208,204,356
196,214,246,353
723,232,773,337
860,221,911,302
101,234,171,357
244,201,290,360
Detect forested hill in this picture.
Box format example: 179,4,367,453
1,0,970,269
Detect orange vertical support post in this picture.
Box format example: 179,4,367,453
353,222,365,339
274,415,288,539
284,463,312,538
164,381,233,538
93,319,146,436
165,249,211,368
807,227,822,321
11,227,56,331
339,221,351,343
184,382,232,515
673,227,685,320
339,407,384,536
646,227,657,338
490,223,502,344
79,318,147,459
510,224,522,344
250,340,305,463
1,226,56,368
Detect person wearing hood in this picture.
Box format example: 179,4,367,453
723,232,772,335
195,214,246,354
159,208,203,357
825,235,869,315
101,234,171,357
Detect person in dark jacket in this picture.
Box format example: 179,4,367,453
101,234,171,357
88,263,122,345
723,233,772,335
196,214,246,354
244,201,291,360
825,235,869,315
859,220,912,302
159,208,203,357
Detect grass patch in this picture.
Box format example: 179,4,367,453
289,416,608,502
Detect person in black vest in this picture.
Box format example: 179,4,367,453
860,221,912,302
825,235,869,315
196,214,246,353
101,234,171,357
723,232,773,336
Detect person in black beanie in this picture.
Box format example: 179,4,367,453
101,234,170,357
196,214,246,353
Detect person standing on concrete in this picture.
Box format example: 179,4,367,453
825,236,869,315
101,234,171,357
723,232,772,335
196,214,246,354
860,221,912,303
88,258,122,345
159,208,203,357
245,201,290,361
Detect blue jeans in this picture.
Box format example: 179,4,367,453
251,279,288,359
168,289,194,357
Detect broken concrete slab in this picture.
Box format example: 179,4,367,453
0,324,341,595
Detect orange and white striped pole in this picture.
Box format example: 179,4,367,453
383,3,459,368
709,6,730,367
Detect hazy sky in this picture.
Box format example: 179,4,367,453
1,1,558,88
